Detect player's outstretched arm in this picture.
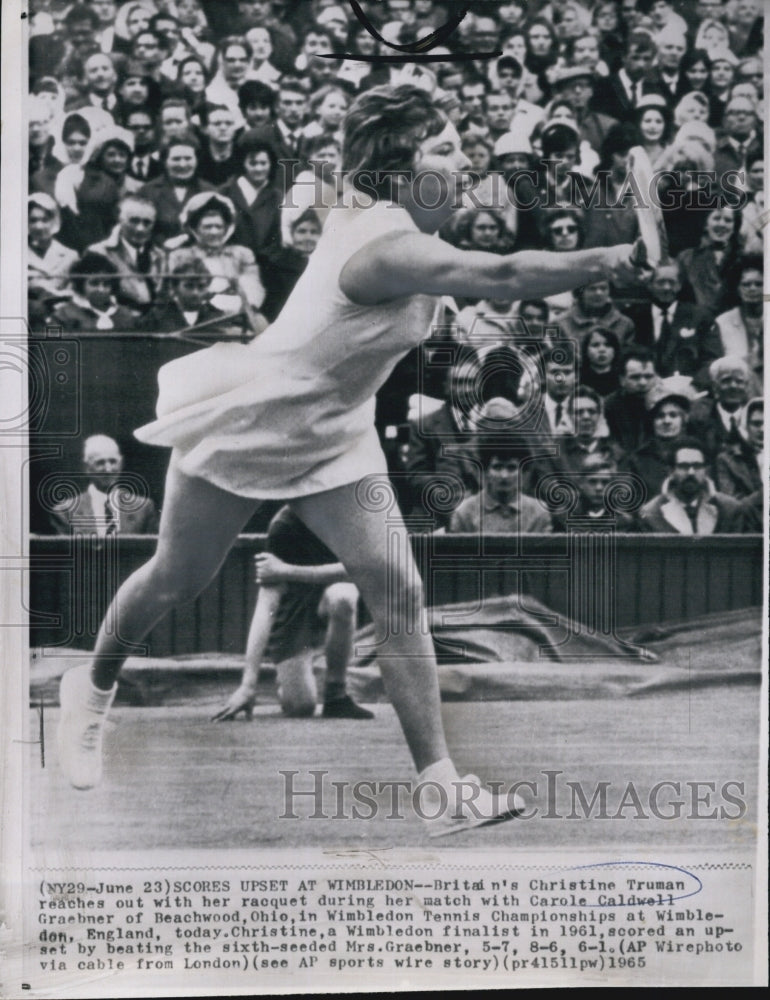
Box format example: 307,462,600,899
211,585,284,721
341,232,651,305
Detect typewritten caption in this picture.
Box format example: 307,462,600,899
25,860,755,991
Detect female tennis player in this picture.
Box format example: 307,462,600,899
58,85,649,836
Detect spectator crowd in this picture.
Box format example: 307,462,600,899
27,0,764,535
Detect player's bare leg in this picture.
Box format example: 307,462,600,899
58,457,258,788
291,481,524,834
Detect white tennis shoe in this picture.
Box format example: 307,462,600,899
57,664,116,790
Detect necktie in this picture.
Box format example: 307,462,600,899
659,311,672,343
729,414,739,438
133,156,146,179
136,245,152,274
104,498,117,536
555,402,563,429
684,502,699,535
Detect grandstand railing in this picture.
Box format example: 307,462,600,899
28,533,763,657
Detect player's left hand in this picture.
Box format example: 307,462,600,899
254,552,292,585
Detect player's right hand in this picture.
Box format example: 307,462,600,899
211,685,257,722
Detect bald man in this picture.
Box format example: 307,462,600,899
48,435,159,535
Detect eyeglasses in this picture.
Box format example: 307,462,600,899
551,224,578,235
739,279,763,287
675,461,705,470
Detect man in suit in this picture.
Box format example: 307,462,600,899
88,194,166,314
49,435,159,535
251,78,309,193
406,352,484,528
639,438,750,533
624,262,723,387
589,31,659,122
645,25,690,108
65,50,120,113
603,346,658,453
687,356,752,463
124,108,163,184
713,97,763,194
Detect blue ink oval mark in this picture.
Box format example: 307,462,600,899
565,860,703,907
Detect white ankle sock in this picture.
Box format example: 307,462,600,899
86,678,116,712
418,757,460,787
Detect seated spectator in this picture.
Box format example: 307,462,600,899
173,55,210,121
715,397,764,501
53,112,92,170
206,36,254,123
514,120,584,248
455,298,533,353
632,93,674,166
639,437,752,534
687,355,753,462
708,47,739,127
48,434,159,535
281,134,342,247
302,84,349,145
112,2,155,56
582,124,643,260
738,152,764,254
622,376,699,500
673,90,711,126
155,11,215,78
713,95,762,192
677,206,744,322
52,252,139,332
113,63,163,125
557,279,635,347
453,208,511,254
220,132,282,262
27,193,79,297
238,78,277,129
157,97,196,145
88,194,166,314
579,326,624,399
405,350,484,529
166,191,266,316
65,129,142,251
137,252,229,335
65,49,119,115
589,29,658,122
604,346,659,452
139,134,216,242
548,64,617,155
123,108,162,184
559,385,623,470
196,103,241,186
260,208,323,322
551,452,641,531
251,77,311,193
624,261,723,387
29,95,64,197
449,442,552,535
713,255,763,389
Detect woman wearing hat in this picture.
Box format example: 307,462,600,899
27,193,79,297
621,376,698,498
66,129,142,251
165,190,266,317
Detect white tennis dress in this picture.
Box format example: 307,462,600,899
135,201,438,498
